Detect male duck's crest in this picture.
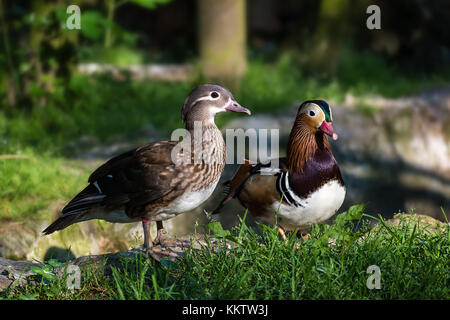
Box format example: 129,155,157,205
303,99,333,122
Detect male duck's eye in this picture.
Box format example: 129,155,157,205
211,91,219,98
309,110,315,116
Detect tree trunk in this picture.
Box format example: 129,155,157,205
308,0,350,74
197,0,247,87
104,0,116,48
0,0,18,107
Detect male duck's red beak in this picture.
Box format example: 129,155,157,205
319,121,338,140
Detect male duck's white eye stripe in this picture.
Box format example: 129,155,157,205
312,102,332,121
303,102,332,122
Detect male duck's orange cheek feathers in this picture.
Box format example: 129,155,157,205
300,115,319,131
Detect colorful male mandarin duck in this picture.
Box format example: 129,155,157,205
43,84,251,258
215,100,345,239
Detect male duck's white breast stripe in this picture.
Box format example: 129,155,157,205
277,172,304,207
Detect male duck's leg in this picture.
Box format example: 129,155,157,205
153,220,167,245
296,230,310,240
279,226,307,248
277,225,287,241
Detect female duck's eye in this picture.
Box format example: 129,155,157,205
309,110,315,116
211,91,219,98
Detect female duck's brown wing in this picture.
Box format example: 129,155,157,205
43,141,183,234
88,141,177,183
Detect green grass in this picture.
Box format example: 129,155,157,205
2,206,448,300
0,153,92,221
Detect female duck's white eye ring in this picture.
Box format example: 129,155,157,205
210,91,220,99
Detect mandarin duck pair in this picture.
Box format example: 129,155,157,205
44,84,345,257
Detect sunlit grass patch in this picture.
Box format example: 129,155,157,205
0,153,91,221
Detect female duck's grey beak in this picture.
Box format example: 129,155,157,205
225,100,251,115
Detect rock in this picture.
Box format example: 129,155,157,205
0,257,42,292
359,213,448,243
383,213,448,234
335,91,450,175
0,221,43,260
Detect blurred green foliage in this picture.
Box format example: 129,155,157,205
0,0,172,110
2,49,449,157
